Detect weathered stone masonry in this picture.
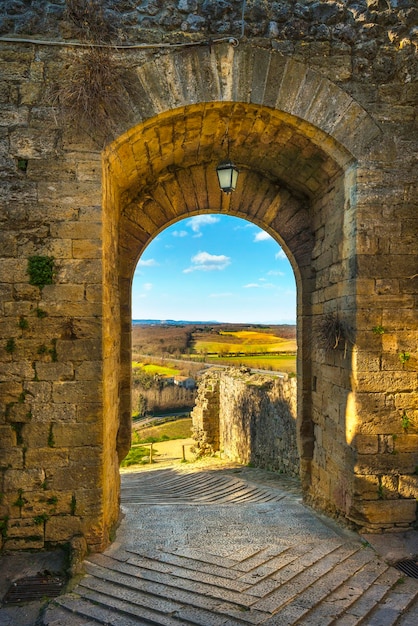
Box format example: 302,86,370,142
192,369,299,476
0,1,417,552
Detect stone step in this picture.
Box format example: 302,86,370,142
42,604,99,626
260,546,380,624
83,557,271,623
53,594,165,625
121,470,289,504
323,567,414,626
41,469,418,625
252,543,363,613
359,576,418,626
293,558,390,624
76,568,267,626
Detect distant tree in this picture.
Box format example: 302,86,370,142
136,394,148,418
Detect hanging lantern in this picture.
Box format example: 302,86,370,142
216,160,239,193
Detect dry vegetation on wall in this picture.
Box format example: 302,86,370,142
65,0,119,43
49,1,128,141
52,48,128,141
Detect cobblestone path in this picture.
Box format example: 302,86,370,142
43,467,418,625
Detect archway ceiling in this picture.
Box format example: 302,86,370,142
106,102,350,209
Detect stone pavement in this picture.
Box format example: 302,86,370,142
1,463,418,625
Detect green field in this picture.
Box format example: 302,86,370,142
122,418,193,467
133,417,192,443
132,362,180,377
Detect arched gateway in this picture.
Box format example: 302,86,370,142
0,36,417,552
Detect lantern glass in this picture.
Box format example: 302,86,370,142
216,161,239,193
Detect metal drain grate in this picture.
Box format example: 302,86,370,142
394,559,418,579
2,574,66,605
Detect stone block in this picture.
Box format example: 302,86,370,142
45,515,82,542
41,284,85,302
356,372,418,394
31,403,77,424
37,181,101,206
393,434,418,454
19,82,42,105
47,464,101,491
353,475,379,499
76,403,103,423
355,435,379,455
35,362,74,382
56,338,101,362
23,420,53,447
0,448,24,470
0,361,34,383
6,403,32,423
53,423,101,448
0,425,14,447
395,393,418,410
75,361,102,381
5,517,44,544
349,499,417,526
9,129,59,159
398,475,418,499
4,468,45,492
355,453,418,476
20,491,74,518
72,239,102,259
25,448,69,469
18,233,74,258
0,381,23,406
0,105,28,126
85,285,103,302
52,380,101,405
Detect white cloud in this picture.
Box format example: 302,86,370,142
244,281,276,289
267,269,285,276
254,230,273,242
275,249,287,260
143,283,153,291
138,258,158,267
233,223,253,231
172,230,188,238
187,215,220,233
183,251,231,273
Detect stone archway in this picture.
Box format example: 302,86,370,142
4,35,415,555
101,77,371,540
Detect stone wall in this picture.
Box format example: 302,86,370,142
0,1,416,50
0,0,417,550
192,369,299,476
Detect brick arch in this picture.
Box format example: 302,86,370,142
101,72,370,538
112,43,380,163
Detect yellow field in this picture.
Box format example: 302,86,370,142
205,354,296,373
194,330,296,355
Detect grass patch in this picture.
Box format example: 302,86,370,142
120,446,151,467
134,418,192,443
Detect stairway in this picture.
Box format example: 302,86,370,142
43,469,418,625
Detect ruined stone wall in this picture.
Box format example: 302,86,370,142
190,371,220,453
192,369,299,476
0,0,417,550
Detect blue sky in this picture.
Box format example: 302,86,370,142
132,214,296,324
